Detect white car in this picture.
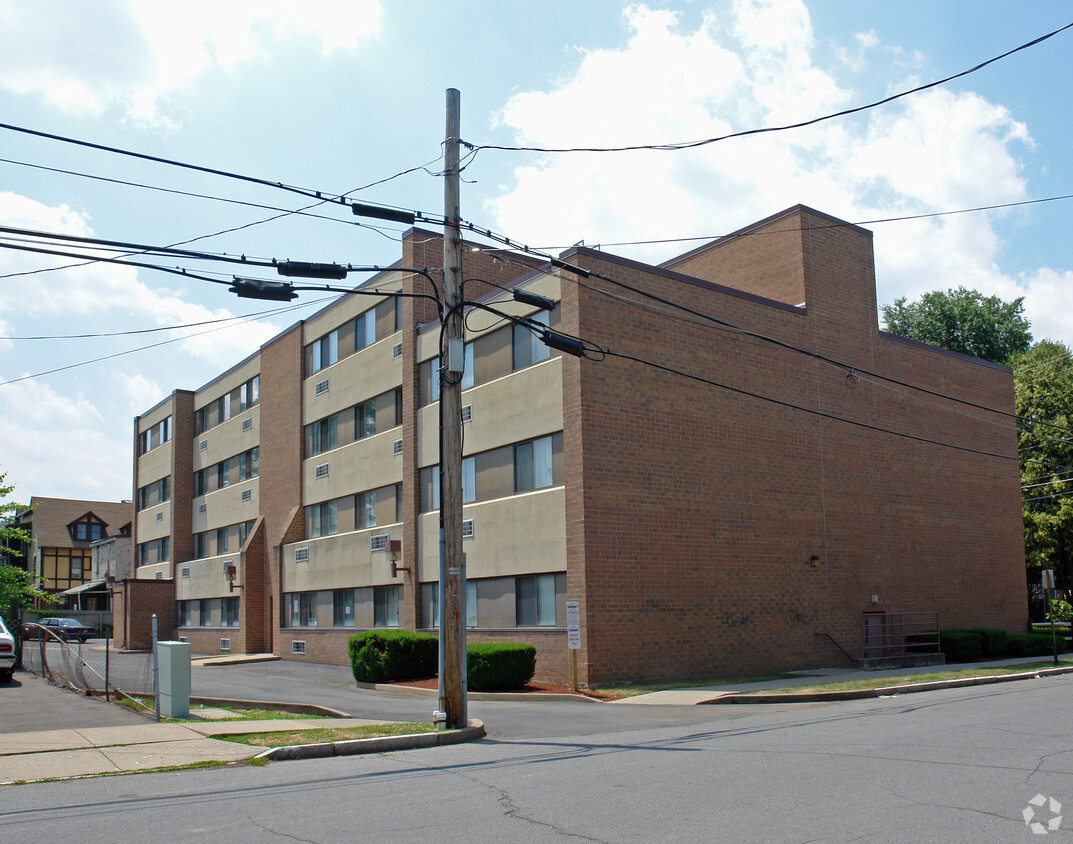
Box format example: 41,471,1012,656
0,615,14,682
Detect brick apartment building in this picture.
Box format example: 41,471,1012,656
123,205,1028,685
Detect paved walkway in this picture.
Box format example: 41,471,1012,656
3,655,1068,784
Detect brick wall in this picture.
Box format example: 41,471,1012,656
112,578,176,650
558,205,1026,685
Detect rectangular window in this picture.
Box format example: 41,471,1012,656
357,490,377,529
461,342,475,389
358,398,377,439
308,500,339,538
301,592,317,627
517,574,557,626
221,597,239,627
311,330,339,373
219,457,231,488
309,415,338,456
333,589,355,627
355,311,376,351
178,601,192,628
514,435,554,493
373,585,399,628
512,311,550,370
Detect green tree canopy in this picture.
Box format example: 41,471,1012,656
1013,341,1073,590
881,286,1032,364
0,470,50,613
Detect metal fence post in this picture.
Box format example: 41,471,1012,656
152,614,159,722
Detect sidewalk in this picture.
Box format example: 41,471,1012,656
3,655,1069,784
0,711,482,785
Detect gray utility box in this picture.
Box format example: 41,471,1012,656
157,640,192,719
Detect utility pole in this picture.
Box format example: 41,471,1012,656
440,87,467,729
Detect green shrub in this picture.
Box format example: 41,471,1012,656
940,630,982,662
348,630,438,684
467,642,536,691
1006,633,1055,658
1047,599,1073,623
966,628,1008,657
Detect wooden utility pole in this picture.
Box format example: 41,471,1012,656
440,87,467,729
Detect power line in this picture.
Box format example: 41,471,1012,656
468,21,1073,154
603,348,1018,462
0,298,324,388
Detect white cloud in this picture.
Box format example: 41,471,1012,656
488,0,1071,347
0,379,131,501
0,0,382,130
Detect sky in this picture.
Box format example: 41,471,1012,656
0,0,1071,504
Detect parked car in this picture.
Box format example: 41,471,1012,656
27,617,96,643
0,615,15,681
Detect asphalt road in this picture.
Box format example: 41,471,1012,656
3,664,1073,842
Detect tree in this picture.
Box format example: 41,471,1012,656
0,471,50,613
1013,341,1073,598
881,287,1032,364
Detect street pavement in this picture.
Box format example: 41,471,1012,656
1,654,1069,785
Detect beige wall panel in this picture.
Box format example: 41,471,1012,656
303,281,402,341
303,337,402,420
282,524,403,592
195,356,260,407
136,503,172,542
137,441,172,482
192,409,260,471
135,562,172,580
303,432,402,504
138,397,175,431
194,480,260,532
174,553,240,600
417,487,565,581
460,359,563,455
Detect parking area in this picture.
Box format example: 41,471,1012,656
1,670,148,734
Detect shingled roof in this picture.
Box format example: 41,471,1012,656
24,496,133,550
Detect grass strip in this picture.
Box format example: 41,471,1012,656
218,722,436,748
743,660,1073,695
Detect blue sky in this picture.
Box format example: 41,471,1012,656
1,0,1071,502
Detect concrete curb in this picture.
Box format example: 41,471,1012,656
253,719,486,761
705,666,1073,704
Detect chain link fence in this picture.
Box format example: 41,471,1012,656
19,624,154,697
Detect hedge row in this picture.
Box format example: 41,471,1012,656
347,631,536,691
940,628,1053,661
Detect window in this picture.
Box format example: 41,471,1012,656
72,519,103,542
178,601,192,628
515,436,554,493
221,597,239,628
307,500,338,538
138,537,169,566
425,581,477,628
291,593,317,627
239,376,259,411
217,527,229,554
517,574,557,626
356,398,376,439
138,477,170,510
239,447,258,481
357,490,378,529
138,417,171,454
311,329,339,373
333,589,355,627
354,310,376,351
374,585,400,627
513,311,550,370
308,415,337,456
461,342,475,390
218,457,231,488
